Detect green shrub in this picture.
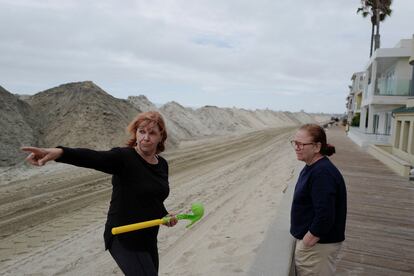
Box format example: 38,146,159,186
351,113,360,127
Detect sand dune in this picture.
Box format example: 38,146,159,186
0,81,329,167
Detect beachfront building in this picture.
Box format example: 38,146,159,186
346,72,364,126
348,36,414,148
362,35,414,177
368,99,414,176
345,90,353,122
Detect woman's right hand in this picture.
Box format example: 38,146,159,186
21,147,63,166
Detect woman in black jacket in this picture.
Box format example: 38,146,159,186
23,111,177,276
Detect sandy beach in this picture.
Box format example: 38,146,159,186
0,127,300,275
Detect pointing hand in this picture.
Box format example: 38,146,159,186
21,147,63,166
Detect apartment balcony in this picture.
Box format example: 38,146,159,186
362,83,373,106
362,78,413,106
376,78,412,96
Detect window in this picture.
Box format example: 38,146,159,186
373,114,379,134
385,112,392,135
384,67,396,95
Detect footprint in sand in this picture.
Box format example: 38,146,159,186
207,241,223,250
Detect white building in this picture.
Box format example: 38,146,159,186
349,36,414,148
346,72,364,126
368,99,414,177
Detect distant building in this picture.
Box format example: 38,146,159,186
352,34,414,177
346,72,364,126
348,36,414,148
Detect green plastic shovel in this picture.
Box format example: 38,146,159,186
112,203,204,235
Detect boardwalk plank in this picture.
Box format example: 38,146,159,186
326,127,414,276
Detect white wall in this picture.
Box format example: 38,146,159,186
369,104,402,134
395,58,413,79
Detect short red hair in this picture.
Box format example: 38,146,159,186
126,111,167,153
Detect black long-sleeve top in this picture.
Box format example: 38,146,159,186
290,156,347,243
56,147,170,254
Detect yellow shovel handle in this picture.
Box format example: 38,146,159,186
111,218,166,235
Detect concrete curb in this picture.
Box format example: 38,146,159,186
248,166,301,276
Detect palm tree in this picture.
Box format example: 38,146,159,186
357,0,392,57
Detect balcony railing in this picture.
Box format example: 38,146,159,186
348,127,391,147
375,78,413,96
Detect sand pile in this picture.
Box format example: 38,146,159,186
128,95,158,112
0,81,329,167
0,86,39,166
26,81,140,151
0,82,143,166
147,103,327,142
160,102,214,139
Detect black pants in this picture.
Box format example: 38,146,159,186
109,237,158,276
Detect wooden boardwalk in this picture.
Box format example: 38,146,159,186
327,127,414,276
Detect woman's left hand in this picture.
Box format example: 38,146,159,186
164,213,178,227
303,231,320,247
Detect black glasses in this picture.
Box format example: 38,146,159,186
290,140,315,150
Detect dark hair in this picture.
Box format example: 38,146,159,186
299,124,336,156
126,111,167,153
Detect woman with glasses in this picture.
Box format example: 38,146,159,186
290,124,347,276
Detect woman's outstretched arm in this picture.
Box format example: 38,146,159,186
21,146,123,175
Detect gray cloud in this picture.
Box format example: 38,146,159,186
0,0,413,112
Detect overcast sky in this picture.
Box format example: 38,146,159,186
0,0,413,113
